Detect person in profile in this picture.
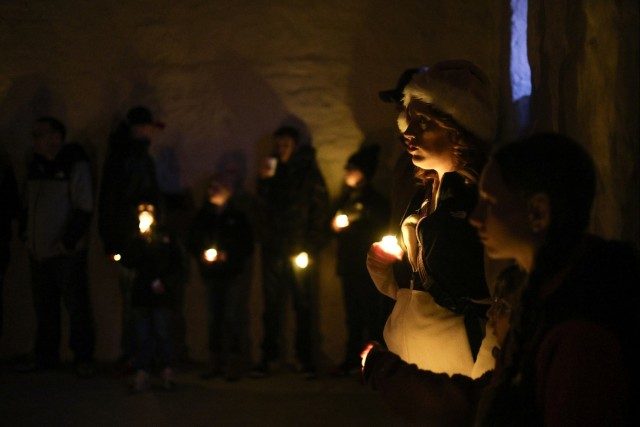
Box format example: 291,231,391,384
330,144,390,376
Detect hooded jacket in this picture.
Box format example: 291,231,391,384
257,144,330,255
22,143,93,260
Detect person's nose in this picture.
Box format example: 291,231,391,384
469,202,484,229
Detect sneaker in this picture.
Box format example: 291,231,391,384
224,358,244,382
162,367,176,391
248,362,270,379
131,370,151,393
14,361,40,373
300,364,317,380
76,361,95,378
199,364,222,380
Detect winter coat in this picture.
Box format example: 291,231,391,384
408,171,489,356
333,183,390,276
257,144,330,256
187,200,254,281
98,124,161,255
476,236,639,427
22,144,93,260
120,226,186,308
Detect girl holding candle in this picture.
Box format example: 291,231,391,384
366,60,499,378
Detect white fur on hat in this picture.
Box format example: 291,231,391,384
402,60,497,141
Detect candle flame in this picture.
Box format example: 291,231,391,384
379,235,403,258
335,214,349,228
294,252,309,269
204,248,218,263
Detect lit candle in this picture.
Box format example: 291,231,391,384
334,214,349,229
113,254,121,262
204,248,218,263
294,251,309,269
379,235,403,259
138,210,154,234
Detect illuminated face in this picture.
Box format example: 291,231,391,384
344,166,365,188
486,296,512,347
131,123,158,141
274,135,296,163
208,181,231,206
401,100,455,173
470,160,533,268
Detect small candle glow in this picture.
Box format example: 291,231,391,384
294,252,309,269
379,235,403,258
138,210,155,234
335,214,349,228
204,248,218,263
113,254,121,262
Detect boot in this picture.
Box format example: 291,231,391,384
200,352,223,379
131,369,150,393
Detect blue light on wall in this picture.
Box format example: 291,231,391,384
511,0,531,102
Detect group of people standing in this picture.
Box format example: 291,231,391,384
2,56,637,424
359,60,638,426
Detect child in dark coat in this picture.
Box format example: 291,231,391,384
188,172,255,381
121,203,187,392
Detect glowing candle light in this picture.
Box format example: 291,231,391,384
379,235,403,259
113,254,121,262
138,210,154,234
294,251,309,269
335,214,349,228
204,248,218,263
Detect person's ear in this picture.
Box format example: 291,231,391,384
527,192,551,234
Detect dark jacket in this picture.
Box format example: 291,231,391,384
187,200,254,280
0,156,19,268
22,144,93,260
98,124,161,255
410,172,490,355
257,144,330,256
121,226,186,308
333,183,390,276
476,236,639,427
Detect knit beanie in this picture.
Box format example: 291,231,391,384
347,144,380,179
402,60,496,141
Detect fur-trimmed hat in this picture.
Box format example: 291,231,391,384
403,60,496,141
346,144,380,179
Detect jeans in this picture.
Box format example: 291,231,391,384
132,306,174,371
260,250,317,366
29,252,95,366
203,270,250,357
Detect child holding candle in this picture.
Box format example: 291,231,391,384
330,144,390,376
120,204,187,392
187,172,255,381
